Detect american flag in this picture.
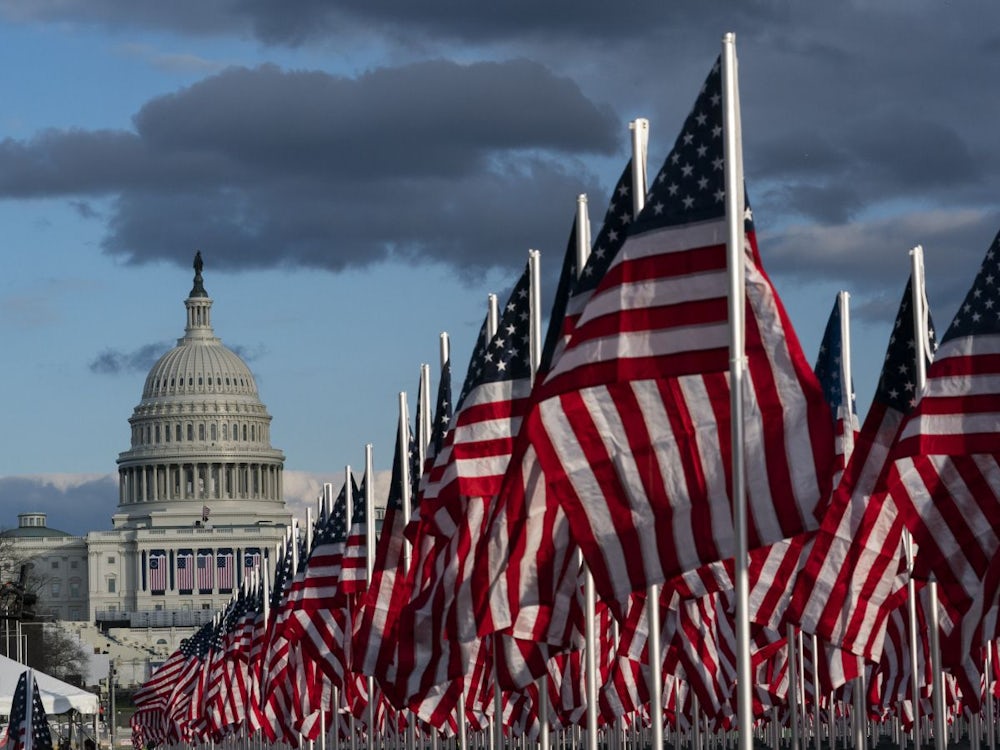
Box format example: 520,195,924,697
354,419,413,681
286,484,350,688
149,550,167,594
791,277,934,662
395,263,534,703
474,164,633,659
197,549,213,593
814,293,860,490
217,549,234,592
176,549,194,593
887,233,1000,698
340,473,369,594
243,548,261,578
4,670,52,750
519,56,834,606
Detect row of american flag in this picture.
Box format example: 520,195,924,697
131,45,1000,748
147,549,262,595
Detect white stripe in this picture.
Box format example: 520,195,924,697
678,375,735,560
539,387,631,599
551,323,729,385
629,379,701,573
579,266,727,327
899,408,1000,442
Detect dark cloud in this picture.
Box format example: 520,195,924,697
89,341,264,376
0,0,771,47
88,342,170,374
0,475,118,537
0,61,617,277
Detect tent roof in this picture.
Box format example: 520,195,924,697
0,655,99,715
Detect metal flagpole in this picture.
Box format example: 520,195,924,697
365,445,378,750
527,247,550,750
568,192,598,750
909,246,946,750
628,114,662,750
987,644,997,750
398,390,417,750
810,634,822,750
721,32,752,750
788,625,801,750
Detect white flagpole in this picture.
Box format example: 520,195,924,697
25,669,35,750
420,362,433,455
487,295,499,340
722,32,752,750
629,115,661,750
788,625,801,750
838,291,855,459
365,444,377,750
396,391,417,750
910,246,947,750
571,192,598,750
528,247,550,750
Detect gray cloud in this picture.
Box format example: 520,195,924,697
0,61,617,276
2,3,1000,328
89,342,172,374
0,475,118,537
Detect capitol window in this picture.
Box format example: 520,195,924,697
51,580,61,597
107,577,116,594
199,424,205,441
211,424,217,441
187,423,193,441
51,561,59,570
176,425,182,441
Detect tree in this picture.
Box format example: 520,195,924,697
26,623,89,686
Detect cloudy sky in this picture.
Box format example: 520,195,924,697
1,2,997,535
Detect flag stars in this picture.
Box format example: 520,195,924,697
697,144,708,158
683,195,695,209
695,112,707,126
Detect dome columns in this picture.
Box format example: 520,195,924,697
118,460,283,504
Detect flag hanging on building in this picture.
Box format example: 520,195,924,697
3,670,53,750
149,550,167,594
197,549,214,594
518,55,834,606
177,549,195,594
217,549,235,593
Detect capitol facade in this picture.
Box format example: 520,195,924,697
2,255,291,682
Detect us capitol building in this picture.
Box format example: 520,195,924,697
2,255,291,683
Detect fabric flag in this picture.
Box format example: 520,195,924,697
177,549,195,593
243,548,262,579
395,263,533,703
790,277,934,661
3,670,53,750
518,56,833,606
354,418,415,682
202,505,211,522
286,482,352,690
197,549,213,593
216,549,234,592
149,550,167,594
886,232,1000,686
813,294,860,491
341,472,370,594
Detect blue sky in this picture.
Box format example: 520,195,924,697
1,3,999,534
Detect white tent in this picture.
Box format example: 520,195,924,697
0,654,99,715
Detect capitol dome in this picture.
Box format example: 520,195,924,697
114,253,287,529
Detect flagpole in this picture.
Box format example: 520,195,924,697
365,444,378,750
571,192,599,750
838,291,855,457
527,247,550,750
420,363,432,456
628,113,663,750
722,32,752,750
910,245,946,750
25,669,35,750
